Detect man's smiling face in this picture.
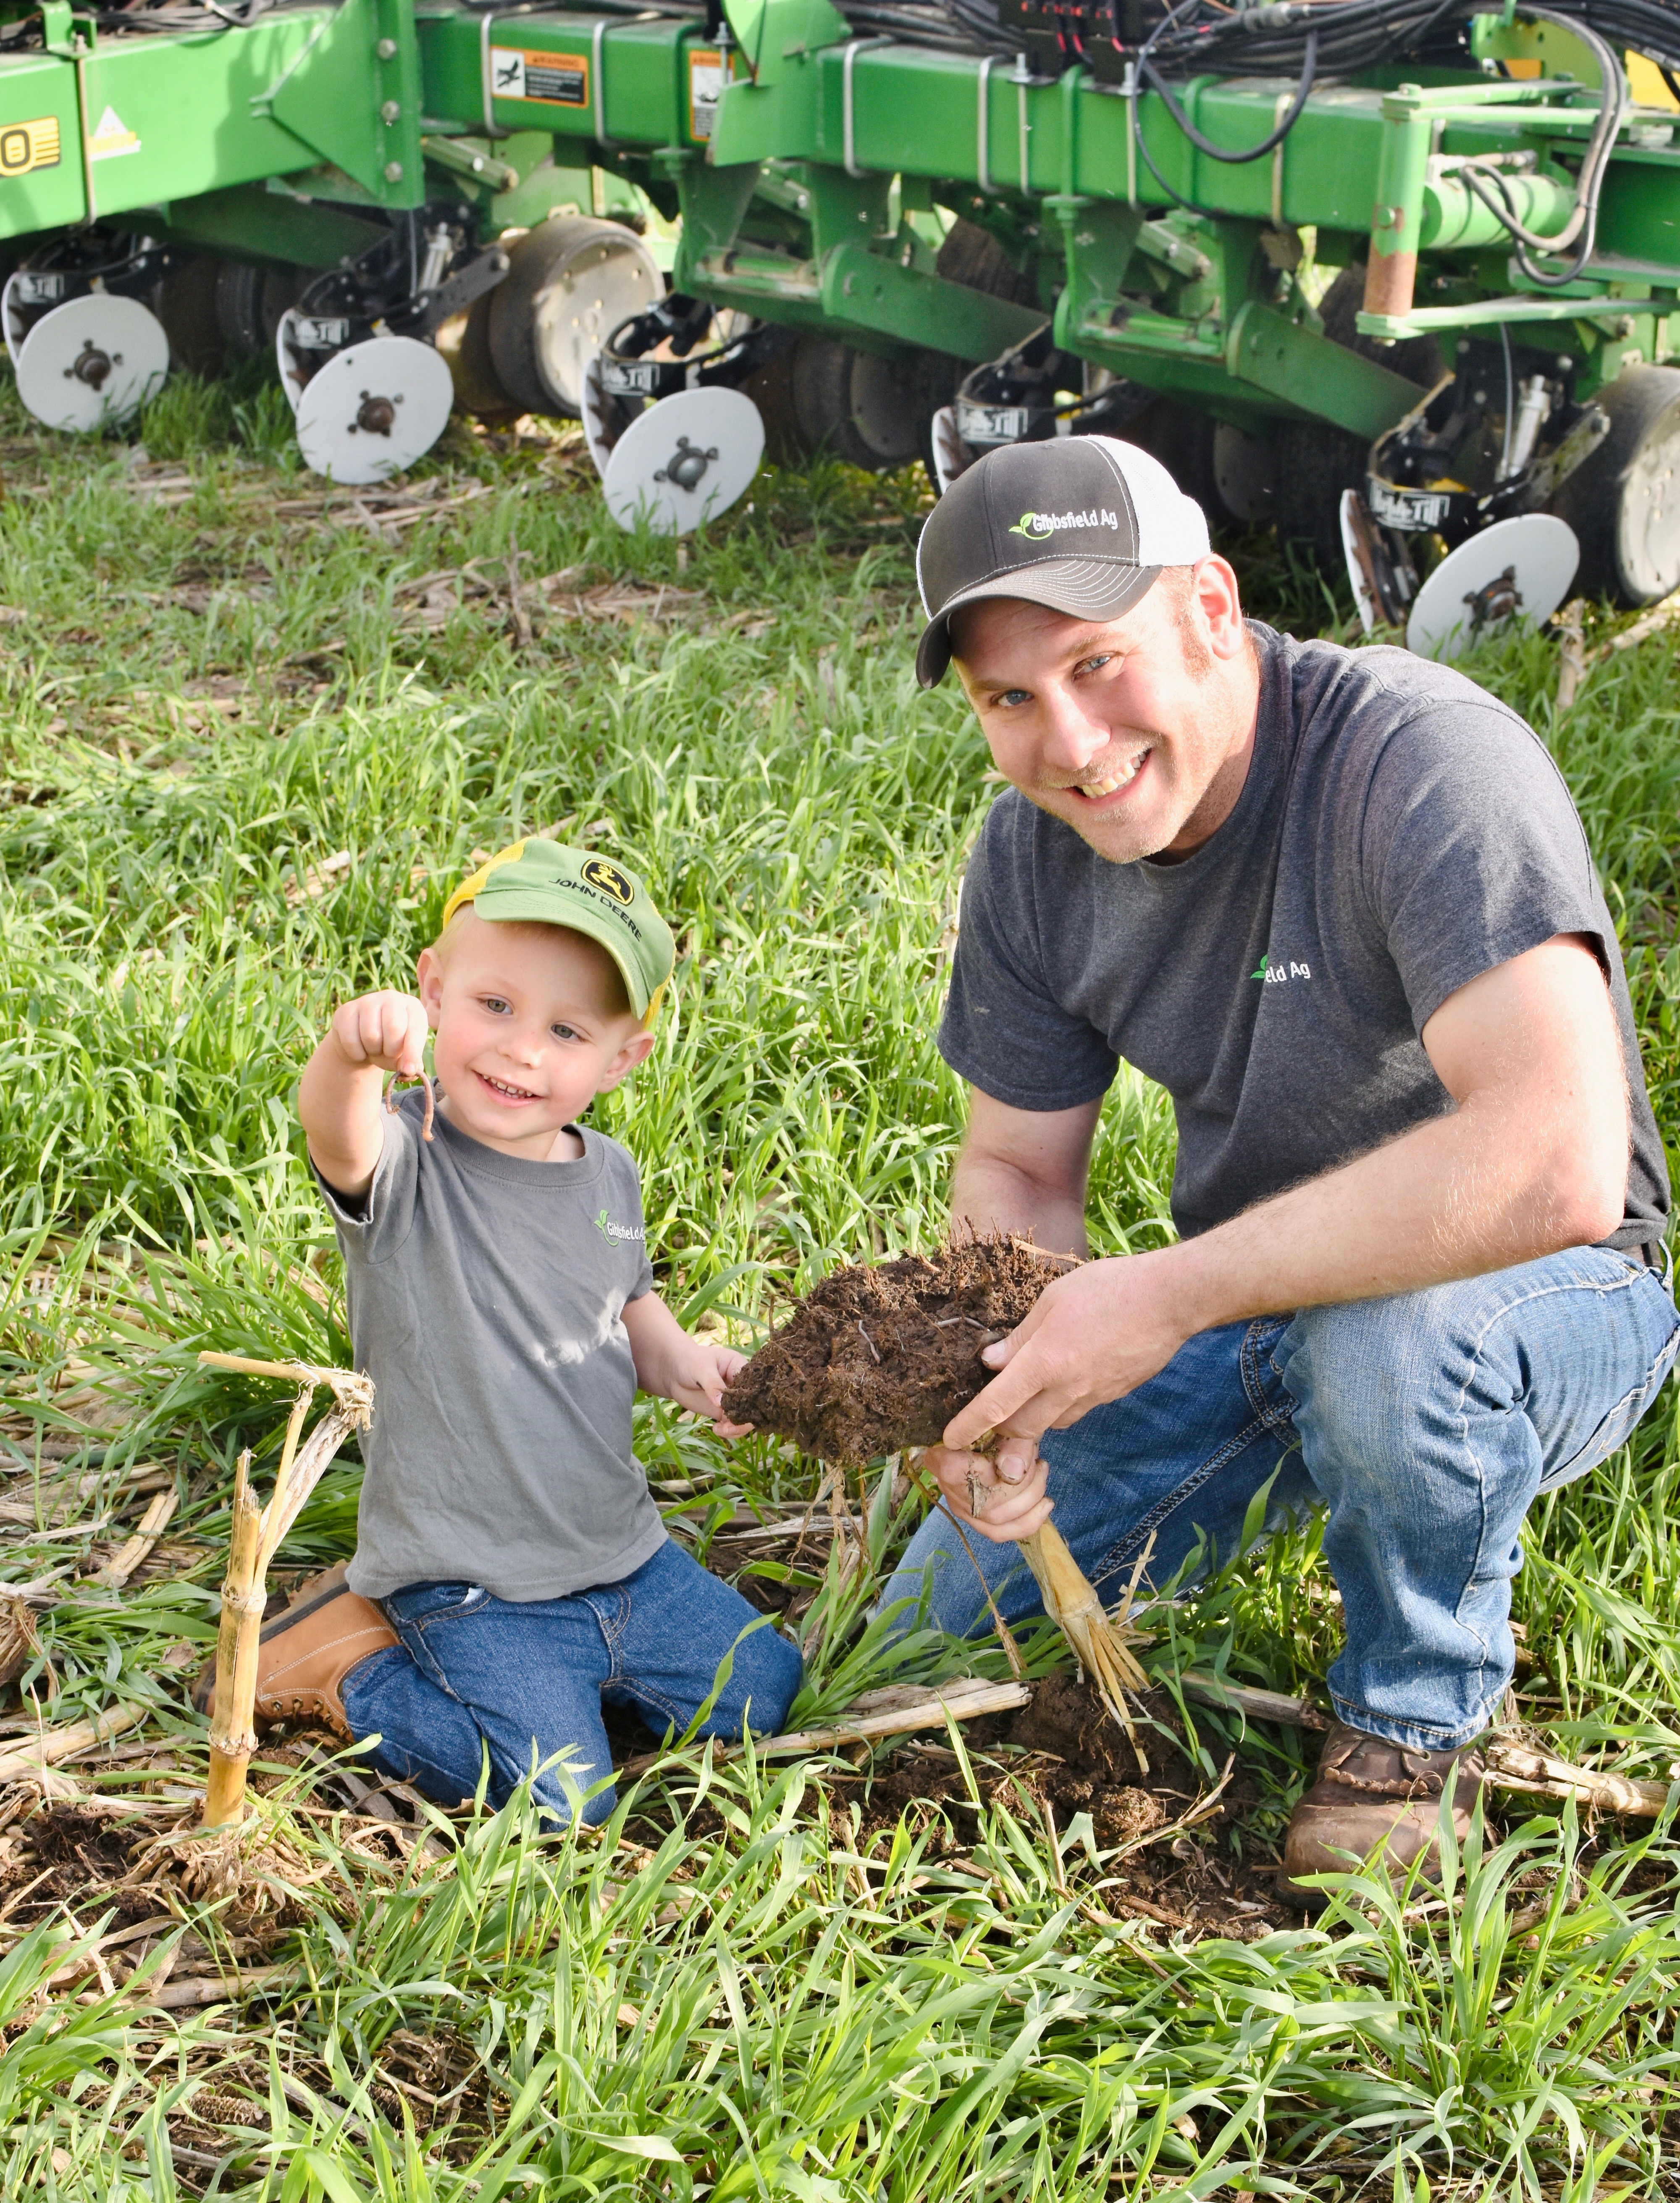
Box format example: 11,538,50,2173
949,559,1260,865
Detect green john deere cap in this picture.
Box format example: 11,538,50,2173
441,839,676,1024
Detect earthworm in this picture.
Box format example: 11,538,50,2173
856,1321,881,1364
385,1073,436,1141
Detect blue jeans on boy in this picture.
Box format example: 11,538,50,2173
877,1247,1679,1753
340,1537,803,1823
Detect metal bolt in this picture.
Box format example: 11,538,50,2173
384,160,404,183
381,100,401,125
376,36,397,58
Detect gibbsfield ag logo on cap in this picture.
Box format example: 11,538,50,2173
582,857,634,905
1008,507,1121,539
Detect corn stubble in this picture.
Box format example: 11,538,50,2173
0,401,1676,2193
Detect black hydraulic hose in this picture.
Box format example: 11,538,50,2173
1457,5,1628,286
1128,81,1223,217
1139,28,1318,160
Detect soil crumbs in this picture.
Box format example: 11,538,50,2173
860,1675,1302,1941
723,1238,1071,1462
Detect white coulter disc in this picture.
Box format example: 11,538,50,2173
293,336,454,485
13,293,168,431
1,268,74,364
601,385,764,536
1406,513,1580,662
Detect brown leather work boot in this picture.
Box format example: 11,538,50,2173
1283,1720,1486,1903
192,1561,396,1741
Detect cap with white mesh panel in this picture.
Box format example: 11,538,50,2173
914,436,1211,687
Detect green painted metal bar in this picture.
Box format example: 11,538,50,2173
1225,300,1428,439
0,0,1670,457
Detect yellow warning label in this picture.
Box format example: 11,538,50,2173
488,48,588,107
87,105,141,162
0,117,61,179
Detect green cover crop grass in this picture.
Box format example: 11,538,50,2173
1,378,1679,2199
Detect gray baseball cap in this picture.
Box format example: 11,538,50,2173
914,435,1211,686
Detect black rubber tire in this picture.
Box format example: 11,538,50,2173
753,220,1041,482
1122,395,1222,517
214,261,302,361
1317,264,1444,393
1550,363,1680,606
1265,265,1442,573
741,341,802,465
1272,417,1370,573
746,335,932,471
915,218,1046,490
934,218,1040,310
486,216,662,418
435,290,521,423
154,255,226,379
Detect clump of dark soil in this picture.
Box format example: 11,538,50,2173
723,1238,1072,1462
859,1674,1303,1939
16,1803,159,1919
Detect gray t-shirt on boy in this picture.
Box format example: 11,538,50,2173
316,1089,664,1602
940,622,1667,1256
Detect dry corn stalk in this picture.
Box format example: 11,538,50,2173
1017,1522,1150,1711
197,1354,374,1828
952,1431,1152,1752
0,1590,38,1689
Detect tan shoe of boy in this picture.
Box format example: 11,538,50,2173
192,1562,396,1741
1283,1721,1486,1903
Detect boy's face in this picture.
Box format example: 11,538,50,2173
417,912,652,1162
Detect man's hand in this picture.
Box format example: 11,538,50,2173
942,1247,1189,1456
328,990,430,1080
918,1441,1054,1543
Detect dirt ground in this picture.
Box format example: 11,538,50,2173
855,1675,1304,1938
722,1238,1071,1462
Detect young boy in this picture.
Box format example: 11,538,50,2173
221,839,801,1822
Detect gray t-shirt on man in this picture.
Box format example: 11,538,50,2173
317,1089,664,1602
939,623,1667,1256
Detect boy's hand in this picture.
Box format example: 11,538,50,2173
330,991,430,1080
662,1340,752,1438
300,989,431,1201
621,1296,753,1437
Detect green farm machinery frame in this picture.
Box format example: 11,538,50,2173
1,0,1678,635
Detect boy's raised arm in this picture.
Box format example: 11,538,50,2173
299,991,430,1200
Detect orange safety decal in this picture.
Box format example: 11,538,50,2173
488,47,589,106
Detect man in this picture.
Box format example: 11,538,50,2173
880,434,1678,1895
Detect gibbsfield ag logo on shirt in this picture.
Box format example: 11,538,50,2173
1008,507,1121,539
1253,954,1312,985
596,1208,645,1245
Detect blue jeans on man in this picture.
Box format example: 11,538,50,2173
342,1538,803,1822
879,1246,1679,1751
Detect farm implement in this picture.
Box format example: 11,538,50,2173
0,0,1677,634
